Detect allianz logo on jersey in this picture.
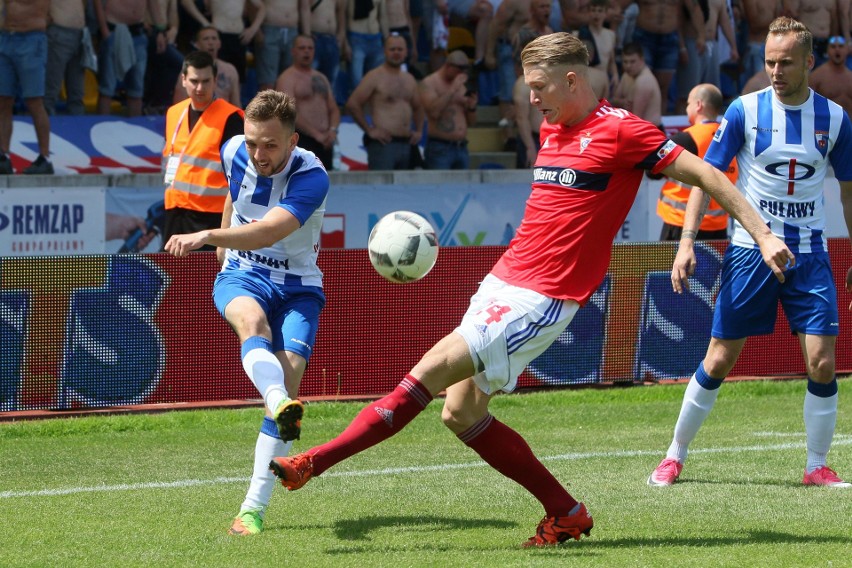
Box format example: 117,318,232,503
533,166,578,187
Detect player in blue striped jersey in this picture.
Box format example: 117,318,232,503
650,17,852,488
165,90,330,532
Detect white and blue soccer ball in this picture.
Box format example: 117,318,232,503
368,211,439,283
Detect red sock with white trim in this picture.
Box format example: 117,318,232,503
310,375,433,476
459,414,578,517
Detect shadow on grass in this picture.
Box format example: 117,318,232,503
588,530,851,549
671,477,802,488
312,521,849,555
330,514,516,541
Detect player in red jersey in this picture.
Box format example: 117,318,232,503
269,32,794,547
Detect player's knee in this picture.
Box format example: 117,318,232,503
807,356,835,382
701,357,734,379
441,403,475,433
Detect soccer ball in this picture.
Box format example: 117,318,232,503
368,211,439,283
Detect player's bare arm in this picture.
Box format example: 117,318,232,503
346,75,387,142
669,187,711,293
683,0,707,52
663,150,795,283
410,87,426,145
420,74,467,119
216,193,234,265
242,0,266,44
166,206,301,256
485,0,515,68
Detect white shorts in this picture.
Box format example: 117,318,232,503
454,274,580,395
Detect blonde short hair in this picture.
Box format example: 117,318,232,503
767,16,813,55
520,32,589,70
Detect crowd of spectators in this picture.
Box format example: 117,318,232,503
1,0,851,174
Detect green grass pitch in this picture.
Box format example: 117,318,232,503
1,378,850,567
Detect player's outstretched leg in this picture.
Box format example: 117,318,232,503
272,398,304,442
269,452,314,490
270,375,433,488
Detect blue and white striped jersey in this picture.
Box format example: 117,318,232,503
705,87,852,253
220,136,329,287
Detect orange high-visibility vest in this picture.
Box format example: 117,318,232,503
657,121,738,231
162,98,244,212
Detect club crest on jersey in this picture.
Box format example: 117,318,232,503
657,140,677,160
815,130,829,148
714,118,727,142
579,131,592,154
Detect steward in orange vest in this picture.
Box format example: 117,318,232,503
657,84,738,241
162,51,244,249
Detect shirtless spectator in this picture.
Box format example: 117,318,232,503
612,0,638,49
516,0,554,61
582,38,612,98
44,0,89,116
145,0,185,112
485,0,524,145
485,0,551,143
559,0,591,30
448,0,494,64
783,0,839,66
810,35,852,114
0,0,53,174
513,0,554,85
511,26,548,167
275,35,341,169
180,0,266,81
301,0,348,93
383,0,419,73
173,26,241,106
95,0,168,116
428,0,452,71
675,0,739,112
741,0,782,89
347,0,387,95
511,74,542,167
612,42,662,127
633,0,705,115
345,34,424,169
584,0,619,91
254,0,300,91
419,50,478,169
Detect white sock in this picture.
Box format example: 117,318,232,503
804,389,837,473
241,418,293,513
242,338,288,412
666,374,721,462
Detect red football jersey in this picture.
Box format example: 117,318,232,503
491,102,682,304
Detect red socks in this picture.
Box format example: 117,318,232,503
458,414,578,517
311,375,433,476
308,376,575,518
